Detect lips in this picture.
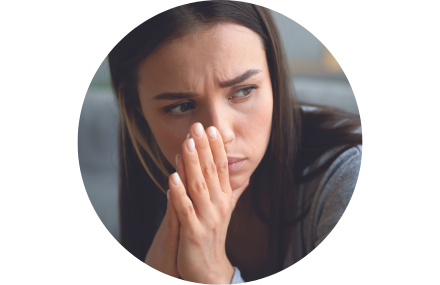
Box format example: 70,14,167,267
227,157,246,174
227,157,245,164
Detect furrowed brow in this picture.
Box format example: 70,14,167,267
152,92,198,100
219,69,261,88
151,69,260,100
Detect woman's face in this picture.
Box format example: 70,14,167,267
137,22,273,196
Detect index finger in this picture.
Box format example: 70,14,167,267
206,126,231,195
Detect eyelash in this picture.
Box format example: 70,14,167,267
162,85,257,115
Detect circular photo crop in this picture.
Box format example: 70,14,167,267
78,1,362,283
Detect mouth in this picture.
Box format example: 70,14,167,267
227,157,246,174
227,156,245,164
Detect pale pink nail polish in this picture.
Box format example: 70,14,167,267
171,172,181,186
194,123,204,137
187,138,195,152
208,126,217,139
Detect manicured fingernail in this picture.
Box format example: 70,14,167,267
208,126,217,139
194,123,204,137
167,189,170,200
187,133,190,139
175,154,179,167
187,138,195,152
171,172,181,186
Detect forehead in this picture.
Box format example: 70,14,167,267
137,22,266,95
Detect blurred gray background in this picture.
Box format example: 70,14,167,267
78,10,359,242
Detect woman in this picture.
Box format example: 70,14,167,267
108,1,362,283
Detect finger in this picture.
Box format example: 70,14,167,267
206,126,231,195
182,137,213,218
169,172,199,228
175,154,188,195
166,189,180,233
190,122,223,203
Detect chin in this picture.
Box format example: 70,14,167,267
229,174,249,191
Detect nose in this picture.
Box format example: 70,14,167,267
199,104,234,146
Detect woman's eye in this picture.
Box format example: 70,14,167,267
165,102,195,115
164,86,255,115
233,86,256,98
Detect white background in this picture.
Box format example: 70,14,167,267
1,0,439,284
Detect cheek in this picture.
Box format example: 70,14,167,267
228,93,272,190
232,89,272,174
144,112,188,167
256,93,273,133
243,91,273,145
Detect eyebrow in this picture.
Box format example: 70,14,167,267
152,92,198,100
151,69,261,100
219,69,261,88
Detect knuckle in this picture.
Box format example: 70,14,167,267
191,179,207,194
202,162,217,178
218,202,230,217
181,204,194,218
198,139,210,151
189,154,199,166
217,160,229,176
209,216,220,230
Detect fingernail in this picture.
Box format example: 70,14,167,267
208,126,217,139
187,138,195,152
175,154,179,167
194,123,204,137
167,189,170,200
187,133,190,139
171,172,181,186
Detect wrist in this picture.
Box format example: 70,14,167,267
201,259,234,284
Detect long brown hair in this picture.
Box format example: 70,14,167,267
108,0,361,279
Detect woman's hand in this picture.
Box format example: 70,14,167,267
144,154,188,278
169,123,235,284
144,194,180,277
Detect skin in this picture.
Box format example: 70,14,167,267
139,23,273,283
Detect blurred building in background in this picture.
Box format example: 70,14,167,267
78,10,359,241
